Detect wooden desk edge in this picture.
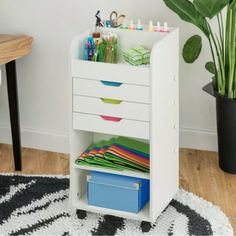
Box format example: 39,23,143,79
0,35,33,65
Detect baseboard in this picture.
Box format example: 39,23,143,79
0,123,69,154
180,126,218,152
0,122,218,153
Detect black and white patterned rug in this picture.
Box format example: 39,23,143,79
0,174,233,235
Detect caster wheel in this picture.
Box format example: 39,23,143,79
76,209,87,219
140,221,152,233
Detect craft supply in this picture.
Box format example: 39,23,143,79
110,11,126,28
95,10,104,27
92,31,102,62
155,21,162,32
102,33,118,63
84,31,118,63
123,49,142,66
92,31,101,40
76,137,150,172
163,22,169,32
85,36,95,61
148,20,154,32
104,137,149,171
123,46,151,66
136,20,143,31
128,20,135,30
104,20,112,28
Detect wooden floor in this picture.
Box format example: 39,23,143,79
0,143,235,232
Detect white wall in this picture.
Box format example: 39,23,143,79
0,0,217,153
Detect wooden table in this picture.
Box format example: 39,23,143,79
0,35,33,170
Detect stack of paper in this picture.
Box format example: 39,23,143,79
123,46,151,66
76,137,150,172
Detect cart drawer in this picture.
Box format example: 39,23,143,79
73,112,149,140
73,95,150,122
73,78,150,104
72,59,150,86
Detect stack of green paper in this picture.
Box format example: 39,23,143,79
75,137,150,173
123,46,151,66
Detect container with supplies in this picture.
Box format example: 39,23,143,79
84,32,118,64
87,171,150,213
102,33,118,63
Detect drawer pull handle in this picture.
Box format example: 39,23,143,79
101,81,123,87
101,98,122,104
100,115,122,122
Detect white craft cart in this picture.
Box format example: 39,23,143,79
69,27,179,225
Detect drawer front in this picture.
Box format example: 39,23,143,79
72,59,150,86
73,113,149,140
73,78,149,104
73,96,150,122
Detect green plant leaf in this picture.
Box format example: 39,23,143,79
183,35,202,63
230,0,236,10
205,61,216,74
193,0,230,19
163,0,209,37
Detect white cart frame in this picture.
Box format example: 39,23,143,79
69,27,179,223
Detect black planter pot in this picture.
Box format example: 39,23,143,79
203,82,236,174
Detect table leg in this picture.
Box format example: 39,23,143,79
5,60,22,171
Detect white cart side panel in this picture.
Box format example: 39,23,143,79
150,29,179,222
70,30,90,60
69,39,94,206
69,117,93,205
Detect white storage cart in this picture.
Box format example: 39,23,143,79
69,27,179,232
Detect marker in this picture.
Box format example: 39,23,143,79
148,20,154,32
136,19,143,31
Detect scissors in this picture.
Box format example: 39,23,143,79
110,11,126,28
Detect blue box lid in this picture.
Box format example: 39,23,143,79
89,171,149,189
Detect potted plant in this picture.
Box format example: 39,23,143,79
163,0,236,174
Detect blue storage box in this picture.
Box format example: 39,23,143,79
87,171,150,213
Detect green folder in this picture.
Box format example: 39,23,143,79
75,137,150,173
104,153,149,172
76,159,124,170
113,137,149,155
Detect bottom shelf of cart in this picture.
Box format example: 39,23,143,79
72,193,151,222
73,164,150,179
